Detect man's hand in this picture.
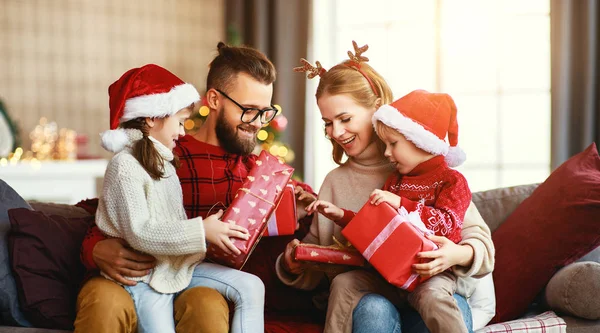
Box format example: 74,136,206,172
93,238,156,286
305,200,344,221
295,185,317,219
204,209,250,256
282,239,308,275
413,234,474,277
370,189,401,209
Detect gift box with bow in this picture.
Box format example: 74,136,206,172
341,202,438,291
206,150,294,269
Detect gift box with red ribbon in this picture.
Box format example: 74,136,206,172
293,242,366,267
341,202,438,291
263,183,297,237
206,150,294,269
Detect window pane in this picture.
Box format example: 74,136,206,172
500,0,550,15
500,167,550,188
453,94,499,165
459,168,499,192
440,0,499,93
499,16,550,91
500,93,550,164
385,22,437,95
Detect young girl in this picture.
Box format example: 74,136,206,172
278,41,495,333
308,89,473,333
96,64,265,333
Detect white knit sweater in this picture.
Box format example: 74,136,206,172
96,130,206,294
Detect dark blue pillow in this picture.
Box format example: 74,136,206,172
0,179,32,327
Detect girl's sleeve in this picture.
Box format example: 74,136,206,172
98,162,206,256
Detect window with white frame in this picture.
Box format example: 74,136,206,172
304,0,550,193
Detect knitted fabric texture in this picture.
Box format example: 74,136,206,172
95,132,206,294
382,155,471,243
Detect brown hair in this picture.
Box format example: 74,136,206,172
120,118,180,180
316,61,394,165
206,42,277,93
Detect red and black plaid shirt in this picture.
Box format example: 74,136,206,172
80,135,314,270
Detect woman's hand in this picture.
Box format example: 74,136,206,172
295,186,317,219
204,209,250,256
282,239,308,275
305,199,344,221
413,234,474,277
369,189,401,209
93,238,156,286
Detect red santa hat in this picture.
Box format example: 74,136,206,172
372,89,466,167
100,64,200,152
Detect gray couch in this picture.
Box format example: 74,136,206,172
1,183,599,332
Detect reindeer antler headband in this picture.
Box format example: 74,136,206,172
293,40,379,97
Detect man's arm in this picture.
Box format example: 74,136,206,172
80,223,156,286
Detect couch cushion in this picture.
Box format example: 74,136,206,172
7,208,94,330
491,143,600,323
472,184,539,233
0,179,32,327
28,202,90,219
545,262,600,320
477,311,566,333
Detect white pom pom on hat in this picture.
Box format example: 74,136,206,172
372,89,466,167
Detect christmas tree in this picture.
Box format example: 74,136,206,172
184,25,295,164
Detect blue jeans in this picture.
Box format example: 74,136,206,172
125,262,264,333
352,293,473,333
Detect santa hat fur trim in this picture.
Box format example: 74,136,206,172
373,104,449,156
120,83,200,123
373,103,467,167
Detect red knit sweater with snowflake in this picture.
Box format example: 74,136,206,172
339,155,471,243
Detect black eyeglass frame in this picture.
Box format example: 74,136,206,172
215,89,278,124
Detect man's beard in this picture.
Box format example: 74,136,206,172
215,108,257,155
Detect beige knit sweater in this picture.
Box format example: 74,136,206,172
276,141,495,297
96,130,206,294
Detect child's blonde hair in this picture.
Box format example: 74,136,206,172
374,119,400,143
316,61,394,165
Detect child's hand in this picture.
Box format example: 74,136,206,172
413,234,474,277
203,210,250,256
305,200,344,221
370,189,401,209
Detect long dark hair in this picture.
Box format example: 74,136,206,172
120,118,180,180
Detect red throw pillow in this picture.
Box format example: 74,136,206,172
491,143,600,323
7,208,94,330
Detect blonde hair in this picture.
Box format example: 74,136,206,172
316,60,393,165
374,120,400,143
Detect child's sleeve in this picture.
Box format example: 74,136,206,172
99,162,207,256
401,171,471,243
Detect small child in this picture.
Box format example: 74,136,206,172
307,89,472,333
96,64,265,333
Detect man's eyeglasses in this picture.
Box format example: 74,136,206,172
216,89,278,124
